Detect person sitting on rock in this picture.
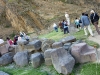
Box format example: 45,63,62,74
6,37,14,46
13,35,18,45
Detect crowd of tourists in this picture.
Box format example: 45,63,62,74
53,9,100,37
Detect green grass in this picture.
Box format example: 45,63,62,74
73,30,88,40
0,64,60,75
80,63,100,75
70,63,100,75
39,28,99,48
39,28,68,41
85,40,99,48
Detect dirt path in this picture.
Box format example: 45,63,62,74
88,30,100,63
88,31,100,45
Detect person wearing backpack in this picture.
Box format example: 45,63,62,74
90,10,100,34
74,18,81,31
62,20,69,34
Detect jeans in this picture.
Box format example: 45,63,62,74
64,27,69,34
54,27,58,32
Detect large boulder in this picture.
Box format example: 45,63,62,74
18,40,42,52
0,42,9,55
0,71,9,75
41,39,55,52
71,43,96,63
60,36,76,44
41,43,51,52
42,39,55,46
0,52,14,66
31,52,44,68
52,42,63,48
13,51,29,66
44,49,55,65
51,47,75,75
25,40,42,51
17,39,29,51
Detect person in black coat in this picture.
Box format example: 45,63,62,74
90,10,100,34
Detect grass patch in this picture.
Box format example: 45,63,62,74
85,40,99,48
39,28,68,41
39,28,99,47
0,64,60,75
79,63,100,75
70,63,100,75
73,30,87,40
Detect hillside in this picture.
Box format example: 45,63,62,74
0,0,100,38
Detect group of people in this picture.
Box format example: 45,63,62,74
53,12,70,34
53,9,100,37
5,32,30,48
75,9,100,36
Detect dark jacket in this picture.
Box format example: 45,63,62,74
81,15,90,26
90,13,99,23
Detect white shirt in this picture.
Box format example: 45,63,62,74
65,14,69,19
0,39,4,44
53,23,57,28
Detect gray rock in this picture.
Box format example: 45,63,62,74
42,39,55,46
41,43,51,52
63,43,72,51
51,47,75,75
60,36,76,44
18,40,42,52
27,40,42,50
71,43,96,63
44,49,54,58
72,40,83,44
0,43,9,55
44,49,55,65
0,52,14,66
17,39,29,45
13,51,29,66
0,71,9,75
41,39,55,52
52,42,63,48
17,39,29,51
45,58,52,65
31,52,44,68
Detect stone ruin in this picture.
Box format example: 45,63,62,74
0,36,97,75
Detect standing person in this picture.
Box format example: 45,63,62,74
53,23,58,32
62,20,69,34
74,18,81,31
81,13,94,36
65,12,70,25
59,21,63,32
90,10,100,34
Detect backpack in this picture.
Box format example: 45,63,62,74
94,13,99,21
79,19,82,23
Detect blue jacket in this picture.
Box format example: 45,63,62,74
81,15,90,26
